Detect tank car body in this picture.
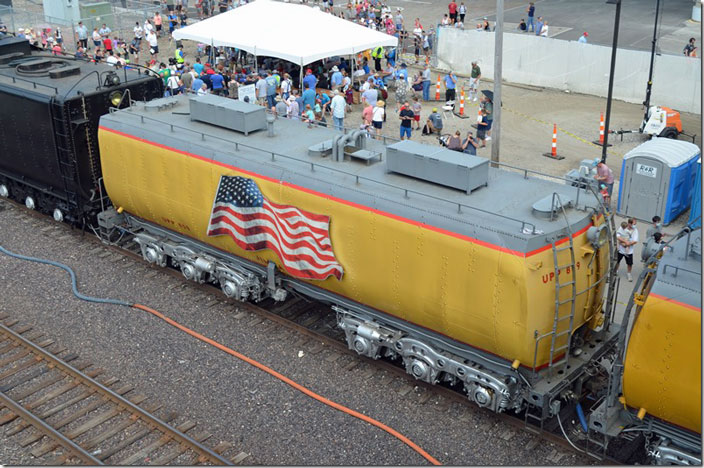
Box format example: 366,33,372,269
0,37,163,224
97,95,617,414
623,229,701,464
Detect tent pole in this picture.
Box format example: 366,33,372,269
299,62,304,91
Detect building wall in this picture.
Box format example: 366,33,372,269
436,28,701,114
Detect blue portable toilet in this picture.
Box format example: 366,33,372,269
617,138,701,225
688,158,701,229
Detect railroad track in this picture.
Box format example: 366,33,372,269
0,312,247,465
0,198,620,464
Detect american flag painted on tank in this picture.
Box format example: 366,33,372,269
206,175,344,281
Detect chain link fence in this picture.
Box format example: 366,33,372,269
0,1,160,52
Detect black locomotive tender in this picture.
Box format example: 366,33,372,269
0,37,163,225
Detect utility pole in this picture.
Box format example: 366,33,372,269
491,0,503,166
602,0,622,163
641,0,661,131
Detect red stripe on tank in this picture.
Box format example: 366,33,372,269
99,125,594,257
648,293,701,312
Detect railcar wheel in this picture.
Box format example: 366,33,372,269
181,262,197,281
53,209,64,222
25,196,35,210
0,185,8,198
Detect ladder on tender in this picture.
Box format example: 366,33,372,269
50,97,82,217
547,192,578,370
599,197,619,327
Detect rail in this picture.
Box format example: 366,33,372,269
0,318,233,465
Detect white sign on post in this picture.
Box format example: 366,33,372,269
238,84,257,104
636,163,657,178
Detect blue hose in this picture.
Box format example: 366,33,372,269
0,244,132,307
576,402,589,433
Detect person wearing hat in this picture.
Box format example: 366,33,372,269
371,100,385,138
423,107,443,135
578,31,588,44
469,61,481,101
274,95,288,118
330,65,343,89
303,68,317,90
593,159,614,197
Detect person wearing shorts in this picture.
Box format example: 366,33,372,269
411,97,422,130
616,219,638,281
372,100,385,138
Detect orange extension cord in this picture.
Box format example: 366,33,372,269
132,303,442,465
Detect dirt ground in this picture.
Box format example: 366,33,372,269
335,71,701,182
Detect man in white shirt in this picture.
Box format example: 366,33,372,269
146,30,158,58
105,51,118,66
133,22,143,47
329,89,347,131
616,218,639,281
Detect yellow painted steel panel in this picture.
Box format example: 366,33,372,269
99,128,607,368
623,295,702,434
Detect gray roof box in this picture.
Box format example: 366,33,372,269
189,95,267,135
386,140,489,194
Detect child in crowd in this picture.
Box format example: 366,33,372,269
411,96,422,130
599,184,610,207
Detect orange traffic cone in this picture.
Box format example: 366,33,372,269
543,124,564,160
435,75,441,101
593,112,612,146
459,89,465,116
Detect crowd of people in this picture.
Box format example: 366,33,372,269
1,0,544,150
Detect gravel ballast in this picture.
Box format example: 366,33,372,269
0,200,593,465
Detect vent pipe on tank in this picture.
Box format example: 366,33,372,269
266,114,276,137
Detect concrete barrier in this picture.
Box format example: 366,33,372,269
436,27,701,114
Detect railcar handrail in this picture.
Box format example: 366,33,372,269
661,264,701,278
0,72,58,93
107,109,604,235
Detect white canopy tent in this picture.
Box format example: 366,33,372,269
172,0,398,67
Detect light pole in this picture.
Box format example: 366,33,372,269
491,0,503,166
641,0,661,132
601,0,622,164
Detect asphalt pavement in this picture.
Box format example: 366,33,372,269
377,0,700,55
